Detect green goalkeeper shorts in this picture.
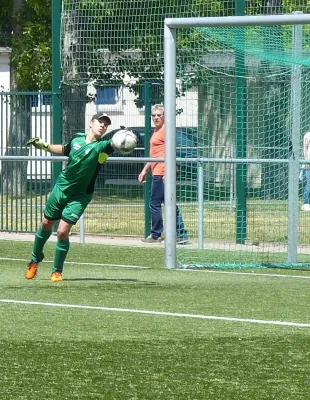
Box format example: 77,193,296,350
44,185,92,225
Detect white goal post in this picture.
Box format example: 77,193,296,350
164,14,310,269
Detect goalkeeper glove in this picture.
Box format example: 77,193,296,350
27,137,50,151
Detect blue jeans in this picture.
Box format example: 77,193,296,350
150,175,188,239
304,169,310,204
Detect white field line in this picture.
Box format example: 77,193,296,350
177,268,310,279
0,299,309,328
0,257,150,269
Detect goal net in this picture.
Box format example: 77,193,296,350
169,17,310,269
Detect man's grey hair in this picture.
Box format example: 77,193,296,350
151,104,164,113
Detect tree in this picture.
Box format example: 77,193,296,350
9,0,51,91
0,0,51,195
60,0,234,139
0,1,12,47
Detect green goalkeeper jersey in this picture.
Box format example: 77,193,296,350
56,132,114,195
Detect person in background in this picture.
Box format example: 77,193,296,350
302,129,310,211
138,104,188,244
26,113,114,282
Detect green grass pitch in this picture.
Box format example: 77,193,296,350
0,240,309,399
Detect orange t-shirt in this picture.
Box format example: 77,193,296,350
150,125,165,176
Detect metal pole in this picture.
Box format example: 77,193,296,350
235,0,246,16
79,214,85,244
165,14,310,28
144,82,152,238
288,13,302,263
197,161,204,249
52,0,62,165
52,0,62,234
235,1,247,244
230,143,236,210
164,24,177,269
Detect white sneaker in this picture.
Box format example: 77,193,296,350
302,204,310,211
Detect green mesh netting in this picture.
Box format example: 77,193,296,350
60,1,310,270
194,25,310,67
61,0,237,85
175,22,310,270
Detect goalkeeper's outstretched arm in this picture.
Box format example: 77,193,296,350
47,144,64,155
27,137,64,155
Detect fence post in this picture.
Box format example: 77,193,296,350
51,0,62,233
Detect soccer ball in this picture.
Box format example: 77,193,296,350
111,129,137,155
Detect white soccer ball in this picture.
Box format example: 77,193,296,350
111,129,137,155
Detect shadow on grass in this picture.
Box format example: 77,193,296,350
63,278,159,285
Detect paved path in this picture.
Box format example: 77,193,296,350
2,232,308,253
0,232,161,247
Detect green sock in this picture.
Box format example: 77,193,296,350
32,227,52,262
52,239,70,273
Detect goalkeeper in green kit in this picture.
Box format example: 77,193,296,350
26,113,114,282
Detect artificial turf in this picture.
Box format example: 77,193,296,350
0,240,309,399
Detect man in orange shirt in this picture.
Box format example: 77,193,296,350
138,104,188,244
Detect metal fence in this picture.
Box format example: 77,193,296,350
0,91,147,236
0,90,308,251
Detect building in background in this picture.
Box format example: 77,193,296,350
0,47,10,91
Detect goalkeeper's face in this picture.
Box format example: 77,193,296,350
90,118,109,140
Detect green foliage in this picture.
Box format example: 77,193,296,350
1,0,51,90
2,1,310,94
0,1,12,47
15,0,51,90
61,0,238,101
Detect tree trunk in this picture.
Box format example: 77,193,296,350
198,78,235,199
62,84,88,142
1,95,31,196
61,9,87,142
260,0,290,199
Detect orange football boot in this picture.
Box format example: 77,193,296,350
50,271,63,282
26,261,40,279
